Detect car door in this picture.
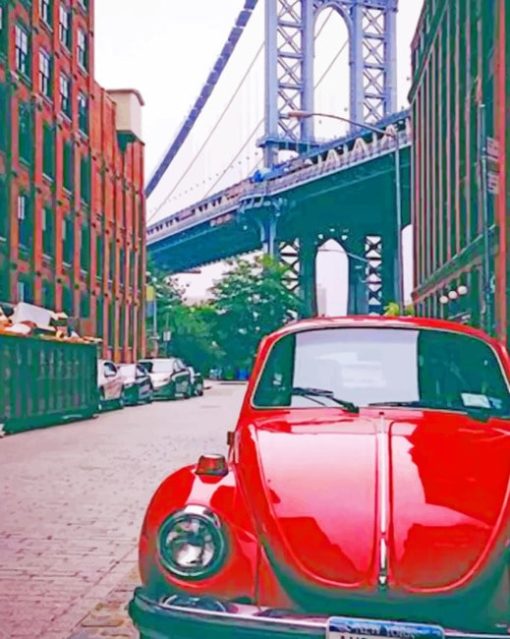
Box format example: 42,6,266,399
172,359,189,396
136,365,151,396
103,361,119,399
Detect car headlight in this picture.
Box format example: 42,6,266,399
157,506,226,579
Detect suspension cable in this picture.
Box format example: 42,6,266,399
149,36,349,224
203,118,264,198
146,42,264,224
315,40,348,88
202,36,349,199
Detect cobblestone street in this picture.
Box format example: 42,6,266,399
0,384,245,639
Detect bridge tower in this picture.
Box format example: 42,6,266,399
260,0,399,316
261,0,398,166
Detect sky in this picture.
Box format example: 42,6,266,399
94,1,423,313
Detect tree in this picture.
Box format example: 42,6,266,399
145,259,221,372
384,301,414,317
145,259,183,354
166,304,223,375
210,255,300,371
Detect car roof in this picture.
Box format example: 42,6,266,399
268,315,497,345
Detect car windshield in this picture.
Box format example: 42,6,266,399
120,365,136,378
253,327,510,415
139,360,175,374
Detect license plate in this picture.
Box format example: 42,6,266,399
327,617,444,639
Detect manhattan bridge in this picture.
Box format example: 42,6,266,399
145,0,411,317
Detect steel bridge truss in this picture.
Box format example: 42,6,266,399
262,0,398,165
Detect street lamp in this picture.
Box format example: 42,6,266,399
287,109,404,314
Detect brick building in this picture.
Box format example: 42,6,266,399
409,0,508,342
0,0,146,361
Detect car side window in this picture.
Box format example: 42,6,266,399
104,362,117,377
253,334,296,407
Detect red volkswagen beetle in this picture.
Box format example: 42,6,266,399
129,317,510,639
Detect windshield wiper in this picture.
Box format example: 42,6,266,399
292,387,359,413
367,400,499,422
368,400,449,409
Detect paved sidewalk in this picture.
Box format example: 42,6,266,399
67,566,139,639
0,385,244,638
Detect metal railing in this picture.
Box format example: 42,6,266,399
147,111,411,245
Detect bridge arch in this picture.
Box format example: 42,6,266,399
313,6,351,140
315,238,349,315
263,0,398,166
314,1,352,35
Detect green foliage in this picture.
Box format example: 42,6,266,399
384,301,414,317
166,304,223,375
209,254,301,371
145,255,300,375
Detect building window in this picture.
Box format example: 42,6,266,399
15,24,30,77
0,82,7,151
119,304,125,348
78,0,88,12
0,3,8,56
80,154,90,204
77,29,88,70
62,216,73,265
129,251,135,290
42,123,55,179
18,103,32,164
63,139,73,191
17,278,34,304
78,92,88,134
59,73,71,117
62,285,73,316
108,301,115,348
42,280,54,310
0,179,7,238
59,5,71,50
39,0,52,28
80,222,90,271
39,49,52,98
80,291,90,318
42,206,54,257
96,296,103,338
119,247,125,286
129,306,135,347
109,242,115,281
17,193,32,249
96,233,103,278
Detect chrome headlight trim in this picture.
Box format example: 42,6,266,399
157,505,227,580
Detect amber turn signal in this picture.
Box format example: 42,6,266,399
196,454,229,477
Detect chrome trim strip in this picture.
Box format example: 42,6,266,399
149,597,510,639
377,414,389,587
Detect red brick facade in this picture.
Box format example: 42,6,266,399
0,0,146,362
410,0,508,343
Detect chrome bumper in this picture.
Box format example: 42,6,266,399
129,588,510,639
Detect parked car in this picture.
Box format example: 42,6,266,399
187,366,204,396
129,316,510,639
138,358,192,400
119,364,153,406
97,360,124,411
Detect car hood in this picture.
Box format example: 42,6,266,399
236,410,510,594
